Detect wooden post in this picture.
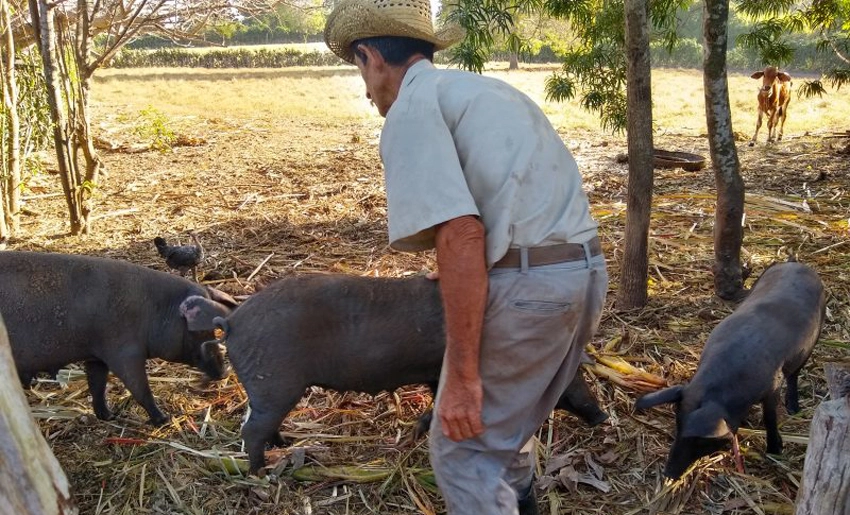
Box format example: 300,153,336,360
794,362,850,515
0,315,78,514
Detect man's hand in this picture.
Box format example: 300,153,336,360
438,372,484,441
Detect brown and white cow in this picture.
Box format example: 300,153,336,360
749,66,792,146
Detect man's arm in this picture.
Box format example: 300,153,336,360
434,215,488,441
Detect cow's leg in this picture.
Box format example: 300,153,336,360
767,108,777,142
777,102,789,140
750,108,764,146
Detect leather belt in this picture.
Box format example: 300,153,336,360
493,236,602,269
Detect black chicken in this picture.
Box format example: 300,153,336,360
154,233,204,280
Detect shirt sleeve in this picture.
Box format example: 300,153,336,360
380,90,480,252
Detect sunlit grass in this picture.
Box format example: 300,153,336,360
91,63,850,136
93,66,375,122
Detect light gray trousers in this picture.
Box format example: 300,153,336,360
429,251,608,515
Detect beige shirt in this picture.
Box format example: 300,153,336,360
380,60,598,268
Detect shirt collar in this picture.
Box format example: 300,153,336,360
401,59,436,90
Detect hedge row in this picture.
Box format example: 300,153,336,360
111,47,344,68
111,41,843,73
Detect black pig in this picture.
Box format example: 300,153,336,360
211,273,608,473
635,262,825,479
0,251,235,425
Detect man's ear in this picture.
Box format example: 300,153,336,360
357,43,385,68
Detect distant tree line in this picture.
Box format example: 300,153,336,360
118,0,846,75
128,0,327,49
112,38,847,73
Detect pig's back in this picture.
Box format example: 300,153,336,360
224,274,446,394
695,262,824,388
0,251,200,372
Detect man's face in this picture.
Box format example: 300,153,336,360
353,45,394,117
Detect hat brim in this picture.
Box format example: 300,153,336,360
324,0,464,64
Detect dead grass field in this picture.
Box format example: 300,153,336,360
91,63,850,134
6,64,850,514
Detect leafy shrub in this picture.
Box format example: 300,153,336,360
133,106,175,152
1,49,51,186
111,47,343,68
650,38,703,68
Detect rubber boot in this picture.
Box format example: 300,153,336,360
517,486,540,515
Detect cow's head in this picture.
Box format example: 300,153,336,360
751,66,791,94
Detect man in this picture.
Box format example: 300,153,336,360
324,2,608,513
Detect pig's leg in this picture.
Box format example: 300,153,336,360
784,370,801,414
85,360,114,420
414,411,433,441
243,398,298,474
18,371,34,390
554,373,608,427
413,381,440,440
762,389,783,455
106,355,168,426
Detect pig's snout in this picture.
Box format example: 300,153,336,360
664,435,730,479
199,317,230,380
201,341,229,380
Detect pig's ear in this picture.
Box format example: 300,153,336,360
634,385,684,411
180,295,229,332
681,402,732,439
205,287,239,308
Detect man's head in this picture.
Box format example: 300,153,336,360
324,0,463,116
324,0,463,65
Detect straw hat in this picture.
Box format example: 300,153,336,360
324,0,465,64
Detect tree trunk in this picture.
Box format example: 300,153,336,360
617,0,654,310
1,0,21,237
73,0,101,226
0,315,78,514
509,51,519,70
703,0,744,300
0,170,6,241
30,0,85,235
794,363,850,515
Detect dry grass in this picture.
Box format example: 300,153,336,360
6,64,850,514
92,64,850,134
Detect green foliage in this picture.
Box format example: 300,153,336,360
544,72,575,101
447,0,850,130
272,0,326,35
826,66,850,89
14,51,52,152
737,18,795,66
200,0,326,46
133,106,175,152
734,0,850,95
112,47,342,68
211,21,245,43
446,0,527,72
448,0,696,132
650,37,703,67
797,80,826,98
549,0,689,134
736,0,795,19
81,179,98,196
1,49,52,184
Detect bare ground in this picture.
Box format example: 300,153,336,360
7,102,850,514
